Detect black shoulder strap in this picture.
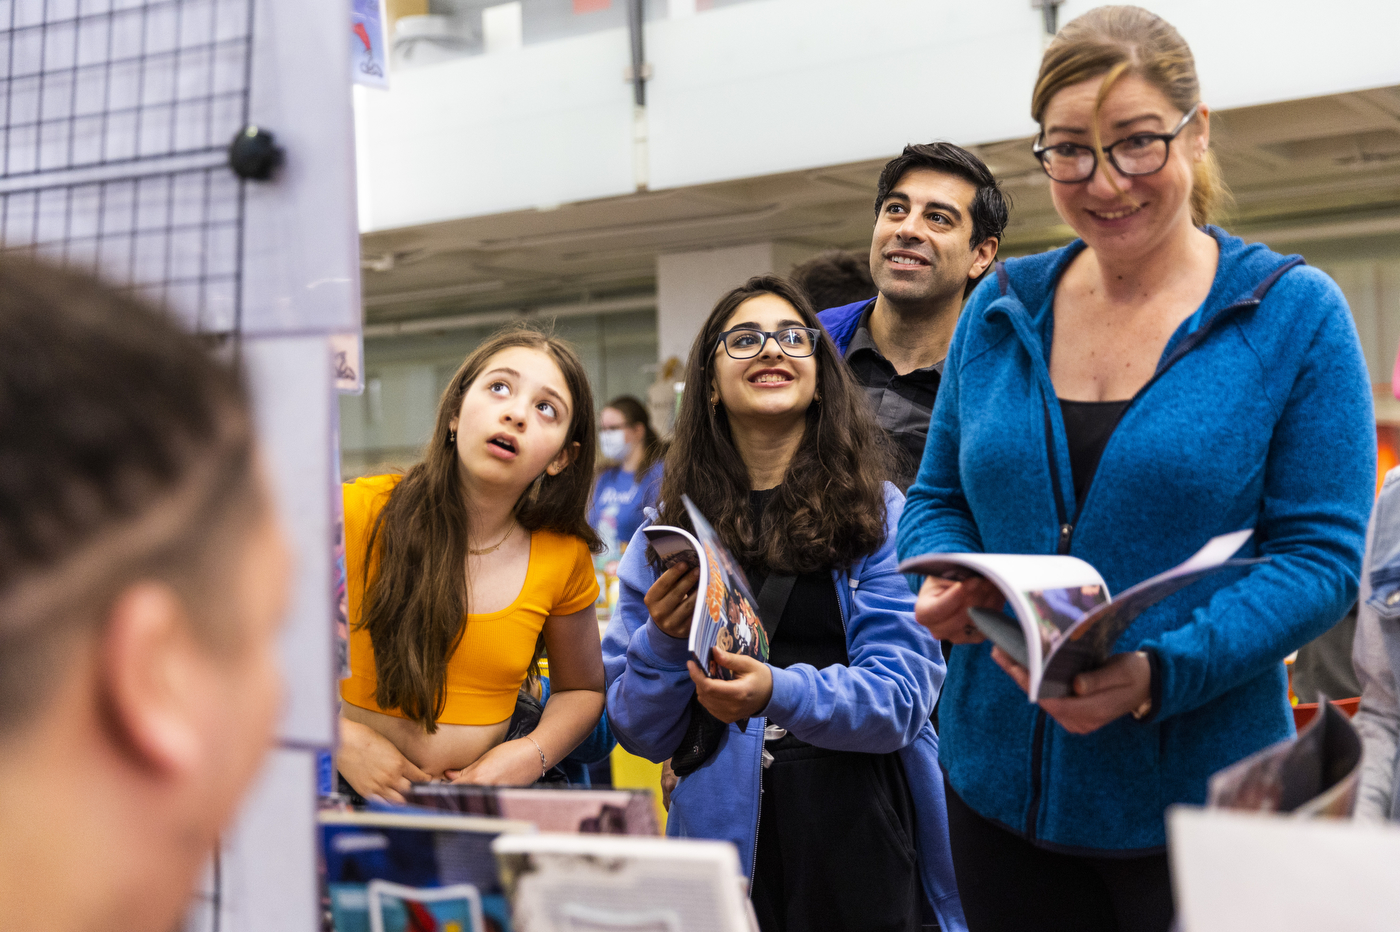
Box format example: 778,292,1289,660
757,573,797,640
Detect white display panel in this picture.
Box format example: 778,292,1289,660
243,334,338,748
187,748,321,932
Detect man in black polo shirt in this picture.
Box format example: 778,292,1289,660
818,143,1008,489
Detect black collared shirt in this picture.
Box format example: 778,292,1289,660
845,305,944,492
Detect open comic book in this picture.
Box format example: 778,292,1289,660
1207,698,1362,817
643,495,769,681
899,529,1263,700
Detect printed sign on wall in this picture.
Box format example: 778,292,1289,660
352,0,389,88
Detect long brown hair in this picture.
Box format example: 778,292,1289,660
656,276,891,575
361,325,601,732
1031,5,1230,226
599,395,667,477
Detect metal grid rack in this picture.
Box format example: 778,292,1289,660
0,0,255,333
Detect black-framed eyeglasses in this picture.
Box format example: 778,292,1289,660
714,326,821,359
1032,103,1201,184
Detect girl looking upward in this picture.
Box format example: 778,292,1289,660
337,327,606,801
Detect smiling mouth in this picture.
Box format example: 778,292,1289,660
749,369,793,385
1088,203,1144,221
488,435,517,453
887,252,930,267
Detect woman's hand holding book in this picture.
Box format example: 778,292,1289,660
992,647,1152,735
645,562,701,639
914,575,1004,643
687,649,773,723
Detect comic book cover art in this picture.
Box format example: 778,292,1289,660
641,495,768,682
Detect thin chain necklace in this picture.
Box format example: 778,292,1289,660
468,524,515,557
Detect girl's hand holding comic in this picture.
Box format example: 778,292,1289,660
991,646,1152,735
337,718,434,804
645,562,701,639
914,574,1003,643
445,737,547,786
688,648,773,723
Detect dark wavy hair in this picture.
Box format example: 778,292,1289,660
361,325,601,732
655,276,892,574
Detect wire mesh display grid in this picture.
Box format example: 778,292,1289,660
0,0,255,334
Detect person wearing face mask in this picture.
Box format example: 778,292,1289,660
590,396,667,562
897,7,1373,931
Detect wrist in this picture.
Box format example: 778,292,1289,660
1129,650,1156,720
523,734,548,780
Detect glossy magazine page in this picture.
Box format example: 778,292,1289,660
642,495,769,681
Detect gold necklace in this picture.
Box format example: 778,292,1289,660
468,525,515,556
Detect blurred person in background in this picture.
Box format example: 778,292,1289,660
898,8,1374,930
0,260,291,932
818,142,1008,491
790,248,877,313
1352,464,1400,820
591,395,667,562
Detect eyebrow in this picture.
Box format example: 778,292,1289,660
729,319,808,330
885,190,964,223
1046,113,1166,136
483,367,571,413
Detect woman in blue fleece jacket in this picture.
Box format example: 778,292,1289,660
604,276,966,932
897,8,1374,932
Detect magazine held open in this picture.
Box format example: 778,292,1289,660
899,529,1264,700
643,495,770,680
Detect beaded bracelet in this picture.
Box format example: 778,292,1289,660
526,735,547,781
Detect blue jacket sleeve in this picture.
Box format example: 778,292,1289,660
762,486,945,754
897,283,990,583
1144,271,1375,720
602,524,697,762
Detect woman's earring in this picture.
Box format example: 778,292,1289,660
448,429,457,445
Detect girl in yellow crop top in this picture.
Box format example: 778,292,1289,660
336,327,605,802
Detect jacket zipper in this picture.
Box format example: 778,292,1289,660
749,573,851,885
748,714,764,892
1022,293,1267,841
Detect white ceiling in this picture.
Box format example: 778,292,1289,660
360,85,1400,326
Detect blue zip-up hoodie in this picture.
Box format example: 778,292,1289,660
897,227,1375,853
603,484,968,931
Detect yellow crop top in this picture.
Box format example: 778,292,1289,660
339,474,599,726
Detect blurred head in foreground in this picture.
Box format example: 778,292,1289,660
0,259,290,932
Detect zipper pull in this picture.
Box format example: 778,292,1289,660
1057,523,1073,555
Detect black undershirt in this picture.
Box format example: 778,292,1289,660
742,488,848,671
1058,398,1131,506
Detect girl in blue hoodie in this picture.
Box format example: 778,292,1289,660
604,276,966,932
898,8,1374,932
